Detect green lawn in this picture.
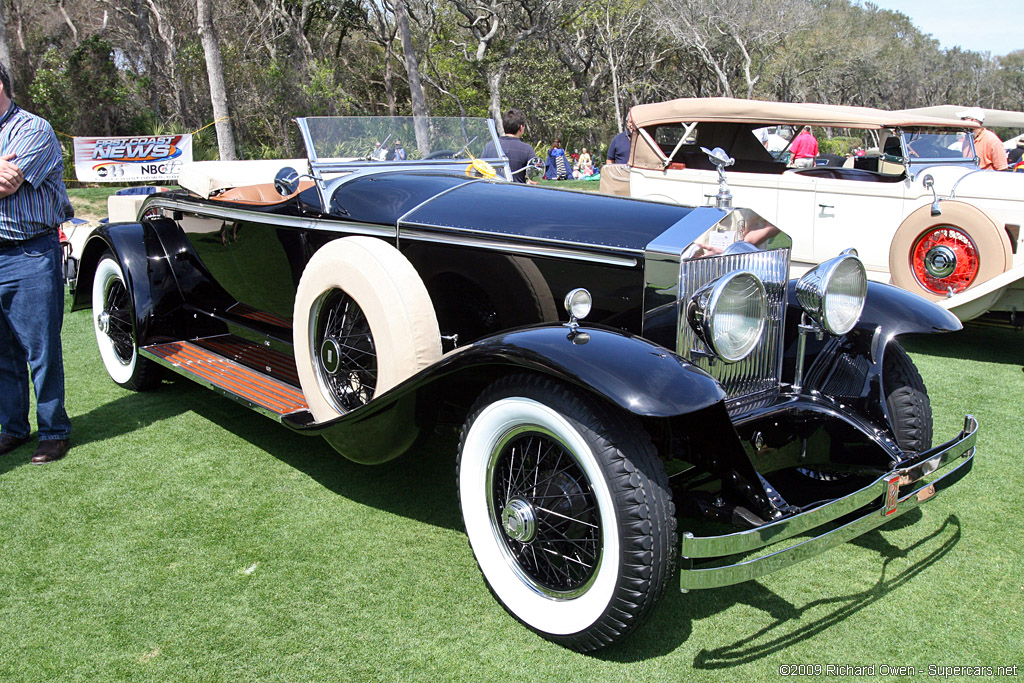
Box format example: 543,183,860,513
0,294,1020,680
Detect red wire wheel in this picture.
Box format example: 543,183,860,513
889,201,1012,303
910,227,979,295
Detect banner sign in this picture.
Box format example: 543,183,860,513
73,134,193,182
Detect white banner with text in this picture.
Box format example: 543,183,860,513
73,134,193,182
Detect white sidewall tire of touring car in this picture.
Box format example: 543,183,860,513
889,201,1013,302
293,236,442,422
459,396,620,636
92,254,141,386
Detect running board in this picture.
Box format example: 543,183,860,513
140,336,309,422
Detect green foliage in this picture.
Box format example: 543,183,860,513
29,36,148,137
503,46,602,150
9,0,1020,162
819,135,861,156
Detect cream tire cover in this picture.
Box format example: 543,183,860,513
293,236,442,422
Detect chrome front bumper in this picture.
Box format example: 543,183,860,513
679,414,978,591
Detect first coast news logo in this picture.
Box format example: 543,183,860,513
73,134,192,181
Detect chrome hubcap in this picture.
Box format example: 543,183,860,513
319,338,342,375
97,310,111,335
924,245,957,279
501,497,536,543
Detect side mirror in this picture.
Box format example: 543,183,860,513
274,167,300,196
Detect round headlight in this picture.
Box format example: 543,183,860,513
687,271,767,362
563,287,592,322
796,254,867,335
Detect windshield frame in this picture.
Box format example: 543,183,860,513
296,116,504,167
899,127,980,169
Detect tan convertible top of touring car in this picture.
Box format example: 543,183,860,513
630,97,978,130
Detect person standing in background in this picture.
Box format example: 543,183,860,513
481,108,536,184
958,107,1008,171
789,126,818,168
605,114,634,165
0,61,74,464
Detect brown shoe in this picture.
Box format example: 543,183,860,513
31,439,70,465
0,433,30,456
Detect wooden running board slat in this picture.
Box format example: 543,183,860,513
142,340,307,416
195,336,301,386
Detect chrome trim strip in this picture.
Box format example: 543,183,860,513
678,414,978,590
144,197,396,239
399,227,641,267
139,345,307,424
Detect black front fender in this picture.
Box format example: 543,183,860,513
285,323,727,464
856,280,962,336
70,220,184,345
788,279,961,340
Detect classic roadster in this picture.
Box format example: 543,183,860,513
69,116,977,651
613,97,1024,324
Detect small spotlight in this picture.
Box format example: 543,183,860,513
563,288,592,326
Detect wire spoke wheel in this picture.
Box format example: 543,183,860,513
312,288,377,412
102,278,136,364
911,226,979,295
458,375,676,651
91,252,160,391
488,427,601,597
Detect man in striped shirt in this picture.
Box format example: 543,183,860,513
0,61,74,464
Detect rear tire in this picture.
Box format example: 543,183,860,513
457,374,676,651
92,252,160,391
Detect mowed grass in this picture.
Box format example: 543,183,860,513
0,298,1020,681
2,189,1015,680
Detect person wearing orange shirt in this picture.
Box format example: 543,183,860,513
958,107,1008,171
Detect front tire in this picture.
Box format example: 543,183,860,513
92,252,160,390
457,375,676,651
883,342,932,453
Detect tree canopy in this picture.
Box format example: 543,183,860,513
4,0,1021,161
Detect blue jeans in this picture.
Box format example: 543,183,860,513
0,231,71,441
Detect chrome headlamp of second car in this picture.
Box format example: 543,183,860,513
795,253,868,335
686,271,767,362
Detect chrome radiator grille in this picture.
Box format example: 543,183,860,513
677,248,790,402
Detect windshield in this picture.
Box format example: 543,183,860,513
901,130,974,162
296,116,501,164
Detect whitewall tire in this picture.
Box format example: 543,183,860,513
92,252,159,390
457,375,676,651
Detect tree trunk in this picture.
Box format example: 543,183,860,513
395,0,429,156
0,1,11,82
197,0,237,160
487,68,504,128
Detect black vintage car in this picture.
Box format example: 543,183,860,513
70,116,977,652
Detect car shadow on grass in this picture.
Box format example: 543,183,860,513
596,514,960,663
160,378,466,532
